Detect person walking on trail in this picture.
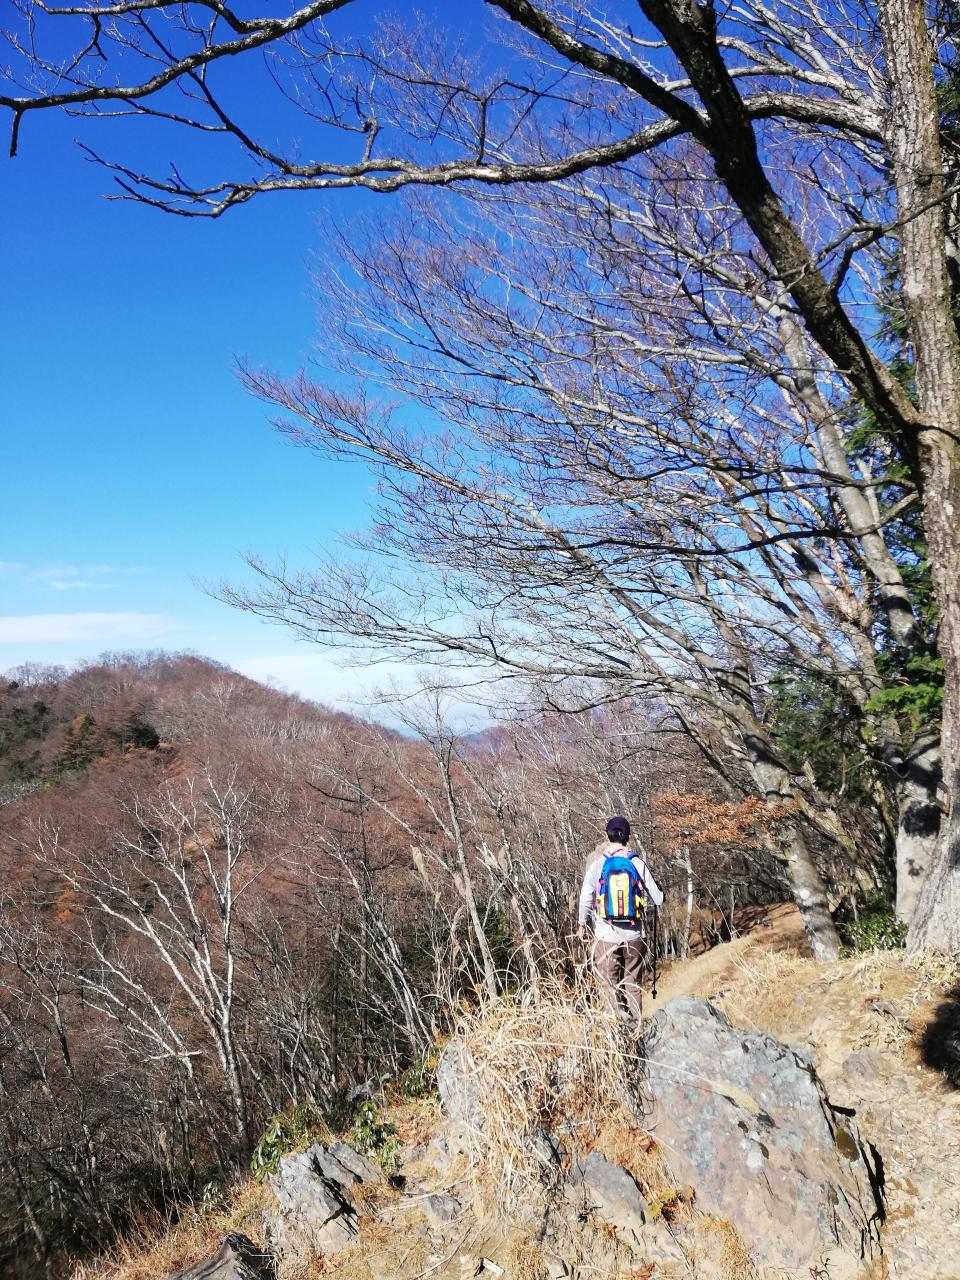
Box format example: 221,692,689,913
578,816,663,1020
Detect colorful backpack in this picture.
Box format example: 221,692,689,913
596,852,646,924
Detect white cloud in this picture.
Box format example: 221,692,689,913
27,564,139,591
0,612,171,645
229,652,496,730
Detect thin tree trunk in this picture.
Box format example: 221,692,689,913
214,1023,250,1151
749,748,840,960
1,1144,51,1277
358,806,372,1077
330,905,342,1076
359,910,370,1079
682,845,693,960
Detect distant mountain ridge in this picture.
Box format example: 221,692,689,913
0,650,361,805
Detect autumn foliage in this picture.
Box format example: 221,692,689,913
652,793,795,851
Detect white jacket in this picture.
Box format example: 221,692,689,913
578,842,664,944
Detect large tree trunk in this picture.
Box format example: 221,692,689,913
877,0,960,955
891,730,942,924
779,823,841,962
910,825,960,953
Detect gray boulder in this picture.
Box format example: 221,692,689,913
305,1140,383,1191
642,997,884,1271
326,1139,383,1184
436,1039,483,1147
566,1150,648,1244
402,1133,450,1178
420,1190,461,1227
168,1233,273,1280
265,1141,380,1264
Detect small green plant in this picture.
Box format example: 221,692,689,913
184,1176,229,1224
864,652,944,744
646,1187,691,1222
836,890,908,955
350,1100,402,1171
250,1100,326,1181
399,1050,438,1099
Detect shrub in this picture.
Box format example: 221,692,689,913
350,1101,402,1171
250,1101,326,1181
399,1050,439,1099
836,890,907,955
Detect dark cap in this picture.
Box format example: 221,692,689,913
606,815,630,842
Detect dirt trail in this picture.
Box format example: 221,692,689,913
643,902,809,1017
641,904,960,1280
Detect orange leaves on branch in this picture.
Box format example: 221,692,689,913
652,792,795,851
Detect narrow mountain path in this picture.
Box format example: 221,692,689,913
642,904,960,1279
643,902,809,1017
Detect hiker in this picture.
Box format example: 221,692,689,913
578,815,663,1020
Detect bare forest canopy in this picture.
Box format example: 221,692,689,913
5,0,960,963
0,649,830,1277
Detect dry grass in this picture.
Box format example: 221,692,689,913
801,946,957,1013
844,950,930,1015
277,1249,313,1280
70,1178,269,1280
589,1105,673,1199
501,1237,549,1280
712,946,816,1035
450,974,644,1212
903,949,960,1002
303,1213,430,1280
388,1096,441,1148
709,942,947,1027
689,1214,756,1280
709,943,960,1085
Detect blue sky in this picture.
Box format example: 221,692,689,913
0,28,418,714
0,1,597,725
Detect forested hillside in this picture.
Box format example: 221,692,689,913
2,649,817,1278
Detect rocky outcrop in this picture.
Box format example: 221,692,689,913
435,995,885,1275
642,997,884,1270
170,994,889,1280
436,1038,483,1153
168,1233,273,1280
264,1140,382,1266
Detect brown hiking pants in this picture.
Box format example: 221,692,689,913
593,935,647,1019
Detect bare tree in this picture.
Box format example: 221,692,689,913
33,767,271,1149
223,166,930,958
306,699,505,1001
4,0,958,953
